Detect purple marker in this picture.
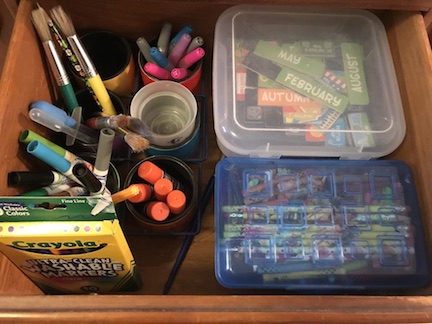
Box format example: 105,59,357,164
171,67,188,80
144,62,171,80
177,47,205,69
167,33,191,67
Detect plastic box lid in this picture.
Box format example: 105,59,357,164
214,158,429,291
212,6,406,159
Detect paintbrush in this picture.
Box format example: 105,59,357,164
117,116,153,139
116,127,150,153
50,5,117,116
37,3,102,110
31,6,78,114
85,114,130,130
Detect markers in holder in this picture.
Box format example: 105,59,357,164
177,47,205,69
166,189,186,214
168,33,191,67
144,62,171,80
154,178,173,201
149,47,174,71
145,201,170,221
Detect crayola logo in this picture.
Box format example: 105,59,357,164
12,240,98,249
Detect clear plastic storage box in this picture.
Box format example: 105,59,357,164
214,158,429,291
212,6,406,159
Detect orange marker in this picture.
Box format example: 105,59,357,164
154,178,173,201
166,189,186,214
111,183,152,204
137,161,181,187
145,201,170,221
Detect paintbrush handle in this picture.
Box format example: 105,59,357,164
59,83,79,113
87,75,117,115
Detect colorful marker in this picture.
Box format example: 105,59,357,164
167,33,191,67
171,67,188,80
186,36,204,54
166,190,186,214
7,171,70,187
154,178,173,201
177,47,205,69
136,36,156,64
168,24,192,52
144,62,171,80
149,47,174,71
157,22,172,55
145,201,170,221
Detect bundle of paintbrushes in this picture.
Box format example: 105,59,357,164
86,115,152,153
47,5,117,116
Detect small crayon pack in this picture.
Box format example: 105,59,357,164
0,196,142,294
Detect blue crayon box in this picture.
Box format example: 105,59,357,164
213,6,406,159
0,196,142,294
214,158,430,291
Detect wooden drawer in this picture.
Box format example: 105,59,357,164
0,0,431,322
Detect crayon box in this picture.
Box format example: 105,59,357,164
0,196,142,294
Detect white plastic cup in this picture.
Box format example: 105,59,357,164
130,81,198,147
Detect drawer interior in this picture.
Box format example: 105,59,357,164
0,0,431,317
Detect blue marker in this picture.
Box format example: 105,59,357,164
149,47,174,71
26,140,83,186
30,100,76,128
168,24,193,52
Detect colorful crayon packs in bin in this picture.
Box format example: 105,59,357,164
213,6,405,159
214,158,430,291
0,196,142,294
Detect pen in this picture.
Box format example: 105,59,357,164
93,128,115,186
157,22,172,56
136,36,157,64
167,33,191,67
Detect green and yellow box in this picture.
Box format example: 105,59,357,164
0,196,142,294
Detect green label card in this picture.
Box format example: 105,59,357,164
275,67,349,112
341,43,369,105
254,40,325,78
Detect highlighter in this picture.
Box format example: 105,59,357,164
157,22,172,55
166,189,186,214
149,47,174,71
171,67,189,80
168,24,193,52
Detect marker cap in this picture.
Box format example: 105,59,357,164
26,140,71,173
145,201,170,221
137,161,163,184
154,178,173,201
72,163,103,194
8,171,58,187
128,183,153,203
166,189,186,214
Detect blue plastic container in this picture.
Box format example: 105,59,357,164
214,158,430,291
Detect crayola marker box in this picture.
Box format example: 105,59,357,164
0,196,142,294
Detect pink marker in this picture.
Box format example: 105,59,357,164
167,33,191,67
177,47,205,69
144,62,171,80
171,67,189,80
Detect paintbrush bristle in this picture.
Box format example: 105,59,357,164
124,133,150,153
31,7,52,42
126,116,153,139
50,5,76,37
113,114,131,129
